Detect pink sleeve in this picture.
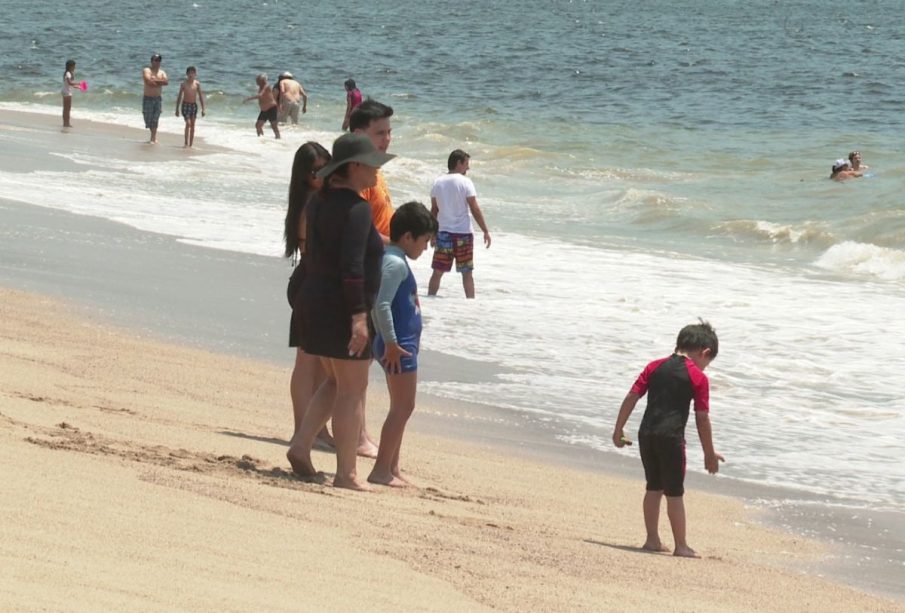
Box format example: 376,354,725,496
687,363,710,412
629,357,668,396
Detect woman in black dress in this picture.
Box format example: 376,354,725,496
287,133,395,490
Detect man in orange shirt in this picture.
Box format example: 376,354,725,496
350,99,395,243
346,99,396,458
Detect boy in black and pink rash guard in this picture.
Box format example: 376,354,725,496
612,321,725,558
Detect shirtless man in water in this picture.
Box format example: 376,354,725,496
142,54,169,144
277,72,308,124
244,73,280,139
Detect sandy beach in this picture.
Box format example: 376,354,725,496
1,292,903,612
1,105,903,611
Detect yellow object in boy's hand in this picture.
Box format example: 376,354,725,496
620,436,633,446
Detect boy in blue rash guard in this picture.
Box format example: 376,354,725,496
368,201,438,486
612,320,725,558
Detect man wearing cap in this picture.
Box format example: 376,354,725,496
830,158,861,181
277,72,307,125
142,54,169,144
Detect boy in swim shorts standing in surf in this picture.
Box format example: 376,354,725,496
244,73,280,139
175,66,206,148
368,202,437,486
612,320,725,558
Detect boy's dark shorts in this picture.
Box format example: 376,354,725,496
639,433,686,497
181,102,198,120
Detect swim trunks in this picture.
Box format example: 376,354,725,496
371,245,422,374
257,106,278,123
639,434,686,497
142,95,162,129
281,100,300,124
181,102,197,120
431,231,474,273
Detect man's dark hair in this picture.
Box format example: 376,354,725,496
186,66,196,75
349,99,393,132
675,320,719,358
447,149,470,171
390,201,438,243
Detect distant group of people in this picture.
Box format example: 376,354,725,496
282,99,492,491
243,71,309,140
59,54,356,147
830,150,869,181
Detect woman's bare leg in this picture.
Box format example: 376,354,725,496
330,359,371,491
287,358,336,477
289,349,332,447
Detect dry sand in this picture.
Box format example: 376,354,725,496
1,287,901,612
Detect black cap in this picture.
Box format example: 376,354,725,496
151,53,162,61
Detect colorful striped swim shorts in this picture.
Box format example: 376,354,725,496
431,231,474,273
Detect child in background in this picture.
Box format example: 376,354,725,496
62,59,77,127
341,78,362,131
243,73,280,139
612,320,725,558
175,66,206,148
368,201,438,486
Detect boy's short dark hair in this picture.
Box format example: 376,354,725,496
390,201,438,243
349,99,393,132
676,320,719,358
186,66,196,75
447,149,470,171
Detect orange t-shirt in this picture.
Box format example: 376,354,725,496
360,170,393,237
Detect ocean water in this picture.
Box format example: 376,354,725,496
2,0,904,519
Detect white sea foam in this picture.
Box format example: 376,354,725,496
410,233,905,509
815,241,905,282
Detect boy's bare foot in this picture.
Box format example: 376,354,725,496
641,540,670,553
367,470,409,487
333,475,373,491
357,442,379,458
286,448,317,478
673,545,700,558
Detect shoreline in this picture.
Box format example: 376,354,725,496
1,196,904,604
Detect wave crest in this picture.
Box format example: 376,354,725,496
815,241,905,281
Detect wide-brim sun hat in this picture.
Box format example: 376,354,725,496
317,133,396,178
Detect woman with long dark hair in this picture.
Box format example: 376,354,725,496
286,142,333,449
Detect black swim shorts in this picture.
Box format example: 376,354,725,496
257,106,278,123
639,433,686,497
